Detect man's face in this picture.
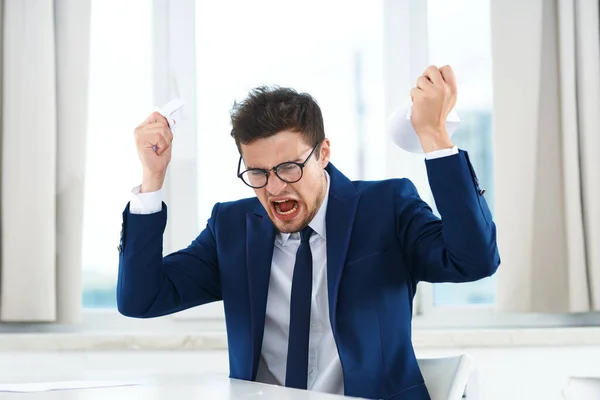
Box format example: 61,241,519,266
240,130,330,233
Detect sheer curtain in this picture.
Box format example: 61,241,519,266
492,0,600,312
1,0,91,322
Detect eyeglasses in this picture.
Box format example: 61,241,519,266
237,143,319,189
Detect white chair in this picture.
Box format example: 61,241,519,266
417,354,472,400
563,377,600,399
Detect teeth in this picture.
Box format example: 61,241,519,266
274,202,298,215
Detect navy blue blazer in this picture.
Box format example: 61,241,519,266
117,150,499,400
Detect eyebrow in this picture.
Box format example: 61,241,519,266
245,157,303,170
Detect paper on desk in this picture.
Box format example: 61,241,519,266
0,380,139,392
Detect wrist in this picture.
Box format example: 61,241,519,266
141,169,166,193
418,129,454,153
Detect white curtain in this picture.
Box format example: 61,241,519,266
1,0,91,322
492,0,600,313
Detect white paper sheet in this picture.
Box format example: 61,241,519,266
152,98,184,152
157,98,184,135
388,100,461,153
387,57,488,154
0,380,139,393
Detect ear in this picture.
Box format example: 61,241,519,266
318,138,331,168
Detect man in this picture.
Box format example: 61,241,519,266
117,65,500,400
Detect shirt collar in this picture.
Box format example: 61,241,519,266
277,170,330,245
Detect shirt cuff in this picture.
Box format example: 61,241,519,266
129,185,163,214
424,145,459,160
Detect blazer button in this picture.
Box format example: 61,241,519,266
479,188,486,196
117,244,123,253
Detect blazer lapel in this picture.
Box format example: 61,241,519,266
324,164,360,334
246,209,276,380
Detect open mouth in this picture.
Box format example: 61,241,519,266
273,199,298,215
271,199,300,220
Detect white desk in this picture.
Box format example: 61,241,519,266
0,373,365,399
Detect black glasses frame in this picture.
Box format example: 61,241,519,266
237,143,320,189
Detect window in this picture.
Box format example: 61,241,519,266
82,0,153,308
195,0,386,228
80,0,496,315
426,0,496,307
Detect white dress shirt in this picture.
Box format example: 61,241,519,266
127,146,458,395
254,171,342,393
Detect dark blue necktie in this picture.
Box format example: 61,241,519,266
285,226,314,389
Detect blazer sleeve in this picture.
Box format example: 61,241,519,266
116,202,222,318
395,150,500,283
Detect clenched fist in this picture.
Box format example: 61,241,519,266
134,111,174,192
410,65,457,153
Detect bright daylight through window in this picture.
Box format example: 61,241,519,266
82,0,153,307
81,0,495,311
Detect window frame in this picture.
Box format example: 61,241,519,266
152,0,222,322
152,0,199,257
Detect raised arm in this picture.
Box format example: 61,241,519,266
116,110,221,318
117,202,222,318
396,151,500,283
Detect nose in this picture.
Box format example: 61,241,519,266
265,172,287,196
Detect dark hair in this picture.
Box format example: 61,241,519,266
230,86,325,155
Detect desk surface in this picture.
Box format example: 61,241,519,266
0,373,363,399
